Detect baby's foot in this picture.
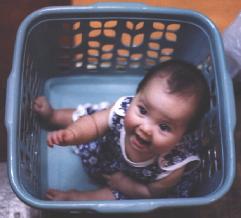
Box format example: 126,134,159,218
33,96,53,121
46,189,69,200
46,189,80,201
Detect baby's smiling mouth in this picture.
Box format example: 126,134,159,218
135,134,150,146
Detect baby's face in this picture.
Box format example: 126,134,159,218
124,77,198,162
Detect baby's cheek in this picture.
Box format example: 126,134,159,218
124,112,135,131
154,143,174,155
124,114,131,130
154,136,178,153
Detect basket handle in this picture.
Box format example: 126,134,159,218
91,2,149,9
5,72,17,128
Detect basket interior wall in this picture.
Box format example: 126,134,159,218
17,13,222,198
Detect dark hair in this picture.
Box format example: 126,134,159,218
136,59,210,131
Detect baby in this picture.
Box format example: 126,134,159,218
34,59,210,201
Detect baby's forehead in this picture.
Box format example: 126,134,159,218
140,79,200,110
145,74,168,87
150,71,169,80
150,74,201,98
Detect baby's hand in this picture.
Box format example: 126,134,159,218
103,172,127,189
33,96,53,120
47,129,75,147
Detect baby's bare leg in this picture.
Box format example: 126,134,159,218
46,187,115,201
34,96,74,129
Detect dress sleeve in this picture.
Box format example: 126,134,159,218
108,96,133,130
72,102,110,122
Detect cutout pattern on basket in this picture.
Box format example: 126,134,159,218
55,19,181,72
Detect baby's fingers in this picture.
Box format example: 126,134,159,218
47,129,75,147
47,130,72,147
47,132,56,147
47,131,63,147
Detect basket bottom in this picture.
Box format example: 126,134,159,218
47,146,99,192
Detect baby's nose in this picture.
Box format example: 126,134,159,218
139,123,153,137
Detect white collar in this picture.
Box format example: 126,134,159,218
119,129,156,167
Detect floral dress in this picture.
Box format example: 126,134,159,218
73,96,202,199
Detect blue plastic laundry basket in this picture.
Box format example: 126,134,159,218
5,3,236,213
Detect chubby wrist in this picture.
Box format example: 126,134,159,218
66,127,76,139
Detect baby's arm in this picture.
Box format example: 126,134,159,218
47,108,110,146
34,96,74,129
104,167,185,199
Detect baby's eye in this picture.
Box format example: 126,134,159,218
159,123,171,132
138,106,147,115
